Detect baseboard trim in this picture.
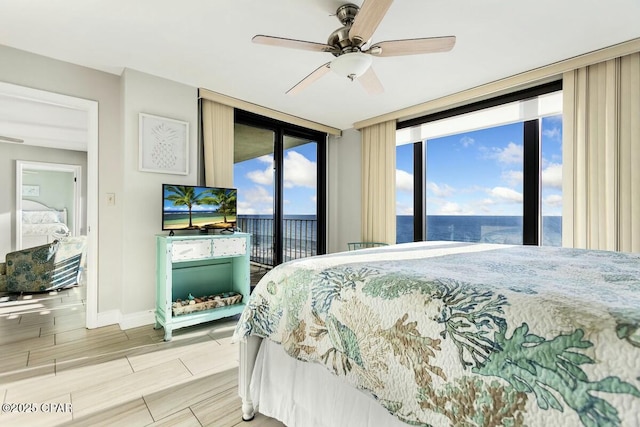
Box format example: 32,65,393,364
95,309,155,330
95,309,120,328
120,310,156,330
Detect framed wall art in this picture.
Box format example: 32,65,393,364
22,184,40,197
139,113,189,175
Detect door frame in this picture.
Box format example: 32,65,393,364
0,81,99,329
16,160,82,249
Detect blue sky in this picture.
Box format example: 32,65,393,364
231,114,562,218
234,142,318,215
397,114,563,216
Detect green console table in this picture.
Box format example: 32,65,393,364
155,233,250,341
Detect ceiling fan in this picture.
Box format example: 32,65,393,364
252,0,456,95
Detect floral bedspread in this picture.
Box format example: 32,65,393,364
234,242,640,426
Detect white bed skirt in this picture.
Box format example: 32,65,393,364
250,339,409,427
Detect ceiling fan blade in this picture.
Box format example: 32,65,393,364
366,36,456,57
349,0,394,46
286,62,331,95
253,35,337,54
358,66,384,95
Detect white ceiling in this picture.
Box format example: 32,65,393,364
1,0,639,131
0,93,88,151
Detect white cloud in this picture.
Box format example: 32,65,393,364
396,169,413,193
460,136,475,147
543,127,562,142
542,163,562,189
284,151,316,188
427,182,454,197
238,186,273,215
544,194,563,207
246,151,317,189
192,204,212,211
501,170,523,187
440,202,462,214
491,142,523,164
396,201,413,215
246,155,274,185
236,203,255,214
489,186,523,203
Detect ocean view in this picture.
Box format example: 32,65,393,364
397,215,562,246
238,214,563,266
238,215,318,265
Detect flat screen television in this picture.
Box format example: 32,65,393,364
162,184,237,231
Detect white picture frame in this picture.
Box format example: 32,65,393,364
22,184,40,197
139,113,189,175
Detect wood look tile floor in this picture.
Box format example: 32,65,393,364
0,284,285,427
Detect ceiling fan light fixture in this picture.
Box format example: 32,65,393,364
254,1,455,94
330,52,372,81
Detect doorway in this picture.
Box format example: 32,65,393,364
0,82,98,328
16,161,83,250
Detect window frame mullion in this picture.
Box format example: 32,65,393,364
413,141,425,242
523,119,540,245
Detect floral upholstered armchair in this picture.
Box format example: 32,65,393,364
0,236,86,293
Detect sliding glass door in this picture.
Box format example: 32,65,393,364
233,111,326,283
282,134,319,262
233,122,275,270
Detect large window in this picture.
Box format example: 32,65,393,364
540,115,563,246
396,82,562,246
425,122,525,244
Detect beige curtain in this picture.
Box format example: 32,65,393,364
563,52,640,251
201,99,234,187
361,120,396,244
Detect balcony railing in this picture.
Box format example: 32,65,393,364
237,216,317,267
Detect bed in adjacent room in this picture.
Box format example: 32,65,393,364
21,199,70,248
234,241,640,427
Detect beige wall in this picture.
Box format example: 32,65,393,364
119,68,198,321
0,44,123,313
327,128,362,253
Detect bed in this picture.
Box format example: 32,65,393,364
21,199,70,248
234,241,640,427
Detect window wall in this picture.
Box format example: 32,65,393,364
396,82,562,246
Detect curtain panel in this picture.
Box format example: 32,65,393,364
201,99,234,188
563,52,640,252
360,120,396,244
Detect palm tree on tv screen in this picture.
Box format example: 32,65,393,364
164,185,217,229
206,188,237,224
